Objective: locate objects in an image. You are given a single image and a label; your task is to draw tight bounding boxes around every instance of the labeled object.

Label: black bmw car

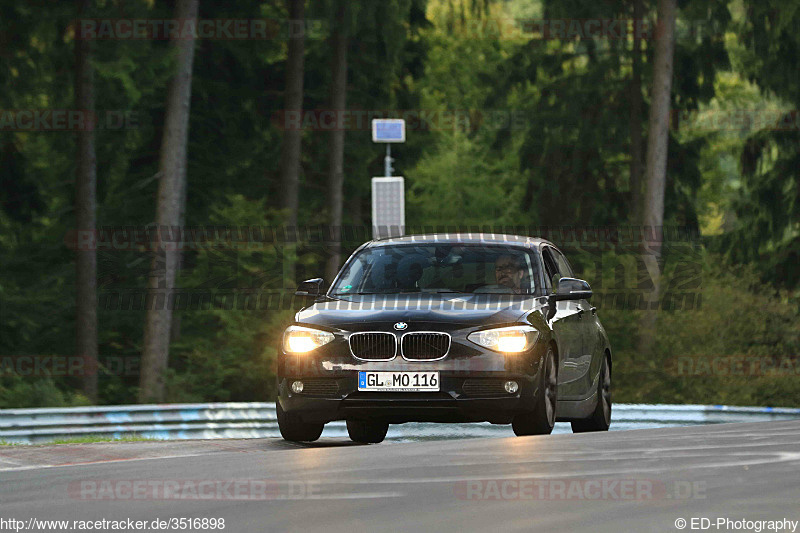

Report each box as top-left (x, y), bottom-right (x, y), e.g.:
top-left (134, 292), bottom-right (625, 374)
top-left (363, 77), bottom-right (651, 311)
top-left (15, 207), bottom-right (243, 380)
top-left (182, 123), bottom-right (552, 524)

top-left (277, 234), bottom-right (612, 443)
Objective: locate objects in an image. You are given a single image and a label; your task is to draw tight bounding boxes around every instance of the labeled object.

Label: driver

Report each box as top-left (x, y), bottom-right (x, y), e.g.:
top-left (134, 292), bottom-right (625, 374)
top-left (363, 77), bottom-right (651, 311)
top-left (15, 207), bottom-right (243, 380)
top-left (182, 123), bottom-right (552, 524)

top-left (475, 254), bottom-right (528, 294)
top-left (494, 254), bottom-right (526, 293)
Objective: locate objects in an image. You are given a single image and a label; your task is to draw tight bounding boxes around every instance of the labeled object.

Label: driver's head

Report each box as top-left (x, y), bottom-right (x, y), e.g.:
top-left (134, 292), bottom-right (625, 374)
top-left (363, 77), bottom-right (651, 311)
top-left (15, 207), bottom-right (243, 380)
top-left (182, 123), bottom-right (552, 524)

top-left (495, 254), bottom-right (525, 290)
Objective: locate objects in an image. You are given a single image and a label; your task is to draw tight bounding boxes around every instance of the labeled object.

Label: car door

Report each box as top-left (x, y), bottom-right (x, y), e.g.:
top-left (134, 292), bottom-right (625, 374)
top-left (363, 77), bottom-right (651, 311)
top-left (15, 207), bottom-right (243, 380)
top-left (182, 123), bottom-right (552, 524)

top-left (541, 246), bottom-right (584, 400)
top-left (550, 247), bottom-right (596, 399)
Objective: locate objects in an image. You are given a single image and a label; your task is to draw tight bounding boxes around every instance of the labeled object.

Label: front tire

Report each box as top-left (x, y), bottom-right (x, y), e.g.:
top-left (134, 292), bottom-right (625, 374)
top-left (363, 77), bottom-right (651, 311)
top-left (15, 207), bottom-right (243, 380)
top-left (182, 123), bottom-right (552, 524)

top-left (346, 419), bottom-right (389, 444)
top-left (277, 401), bottom-right (324, 442)
top-left (512, 345), bottom-right (557, 436)
top-left (571, 352), bottom-right (611, 433)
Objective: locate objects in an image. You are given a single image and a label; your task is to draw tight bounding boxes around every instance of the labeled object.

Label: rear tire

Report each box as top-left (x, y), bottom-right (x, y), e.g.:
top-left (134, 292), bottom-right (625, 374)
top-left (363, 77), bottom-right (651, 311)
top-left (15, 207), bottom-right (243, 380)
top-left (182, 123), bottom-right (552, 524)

top-left (512, 345), bottom-right (557, 436)
top-left (277, 401), bottom-right (324, 442)
top-left (571, 352), bottom-right (611, 433)
top-left (346, 419), bottom-right (389, 444)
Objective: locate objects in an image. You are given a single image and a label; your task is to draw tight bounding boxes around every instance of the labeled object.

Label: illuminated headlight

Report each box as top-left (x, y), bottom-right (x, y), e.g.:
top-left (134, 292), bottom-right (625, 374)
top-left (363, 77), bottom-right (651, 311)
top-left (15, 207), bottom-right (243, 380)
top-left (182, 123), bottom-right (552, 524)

top-left (467, 325), bottom-right (539, 354)
top-left (283, 325), bottom-right (335, 354)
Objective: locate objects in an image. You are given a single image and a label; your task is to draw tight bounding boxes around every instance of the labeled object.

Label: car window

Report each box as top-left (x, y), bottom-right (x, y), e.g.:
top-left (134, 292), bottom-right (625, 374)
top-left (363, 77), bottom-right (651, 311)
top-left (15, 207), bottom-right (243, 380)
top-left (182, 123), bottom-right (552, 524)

top-left (552, 249), bottom-right (574, 277)
top-left (541, 247), bottom-right (560, 291)
top-left (331, 244), bottom-right (541, 295)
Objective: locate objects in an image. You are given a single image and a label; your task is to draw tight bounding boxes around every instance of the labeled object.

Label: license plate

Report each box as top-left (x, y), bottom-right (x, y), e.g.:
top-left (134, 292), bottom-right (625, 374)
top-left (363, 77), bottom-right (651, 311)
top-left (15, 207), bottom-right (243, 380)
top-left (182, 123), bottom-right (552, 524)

top-left (358, 371), bottom-right (439, 392)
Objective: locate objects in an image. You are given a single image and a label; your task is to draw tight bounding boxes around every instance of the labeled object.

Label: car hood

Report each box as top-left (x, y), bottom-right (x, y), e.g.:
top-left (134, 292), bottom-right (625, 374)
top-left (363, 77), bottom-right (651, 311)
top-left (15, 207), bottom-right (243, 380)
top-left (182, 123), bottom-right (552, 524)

top-left (295, 293), bottom-right (543, 331)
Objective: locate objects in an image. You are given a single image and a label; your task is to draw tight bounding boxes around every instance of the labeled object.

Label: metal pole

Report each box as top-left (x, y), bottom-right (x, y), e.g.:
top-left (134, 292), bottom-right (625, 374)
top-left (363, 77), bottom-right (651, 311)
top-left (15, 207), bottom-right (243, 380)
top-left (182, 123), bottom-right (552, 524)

top-left (384, 144), bottom-right (392, 177)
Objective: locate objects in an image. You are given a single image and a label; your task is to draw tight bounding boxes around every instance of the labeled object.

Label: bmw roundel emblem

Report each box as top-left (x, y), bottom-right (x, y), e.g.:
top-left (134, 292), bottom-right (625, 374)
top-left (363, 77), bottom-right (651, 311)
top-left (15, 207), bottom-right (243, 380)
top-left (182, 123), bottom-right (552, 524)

top-left (394, 322), bottom-right (408, 331)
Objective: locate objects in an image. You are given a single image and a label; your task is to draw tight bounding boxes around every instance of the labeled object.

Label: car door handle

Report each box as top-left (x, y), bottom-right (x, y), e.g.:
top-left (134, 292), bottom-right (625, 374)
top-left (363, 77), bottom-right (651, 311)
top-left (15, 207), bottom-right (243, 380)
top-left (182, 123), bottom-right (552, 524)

top-left (590, 307), bottom-right (597, 315)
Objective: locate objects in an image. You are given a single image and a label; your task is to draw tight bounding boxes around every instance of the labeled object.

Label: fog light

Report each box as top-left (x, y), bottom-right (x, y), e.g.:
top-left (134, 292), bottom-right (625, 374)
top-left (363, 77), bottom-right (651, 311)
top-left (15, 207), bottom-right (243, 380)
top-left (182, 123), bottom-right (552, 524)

top-left (504, 381), bottom-right (519, 394)
top-left (291, 381), bottom-right (304, 393)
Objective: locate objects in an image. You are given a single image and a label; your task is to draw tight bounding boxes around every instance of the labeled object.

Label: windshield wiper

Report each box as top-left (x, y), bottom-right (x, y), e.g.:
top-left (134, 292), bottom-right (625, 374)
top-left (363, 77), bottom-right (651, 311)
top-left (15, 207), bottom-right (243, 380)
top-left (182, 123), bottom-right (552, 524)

top-left (383, 289), bottom-right (467, 294)
top-left (332, 290), bottom-right (460, 295)
top-left (333, 289), bottom-right (470, 295)
top-left (424, 290), bottom-right (467, 294)
top-left (331, 292), bottom-right (384, 295)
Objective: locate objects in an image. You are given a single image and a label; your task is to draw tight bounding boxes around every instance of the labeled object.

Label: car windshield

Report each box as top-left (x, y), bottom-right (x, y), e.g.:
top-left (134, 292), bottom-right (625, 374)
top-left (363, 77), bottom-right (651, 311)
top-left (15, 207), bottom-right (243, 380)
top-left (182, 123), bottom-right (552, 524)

top-left (330, 244), bottom-right (541, 296)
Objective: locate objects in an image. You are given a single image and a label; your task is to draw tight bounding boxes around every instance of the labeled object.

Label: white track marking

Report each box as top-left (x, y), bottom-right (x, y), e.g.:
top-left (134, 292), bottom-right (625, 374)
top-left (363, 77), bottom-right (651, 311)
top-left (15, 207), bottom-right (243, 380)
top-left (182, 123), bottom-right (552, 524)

top-left (265, 451), bottom-right (800, 485)
top-left (0, 451), bottom-right (217, 472)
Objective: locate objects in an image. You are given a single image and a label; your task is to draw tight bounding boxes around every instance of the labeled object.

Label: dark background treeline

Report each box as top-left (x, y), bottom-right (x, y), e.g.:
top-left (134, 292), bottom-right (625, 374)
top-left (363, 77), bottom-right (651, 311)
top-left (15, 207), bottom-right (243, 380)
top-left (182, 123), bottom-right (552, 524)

top-left (0, 0), bottom-right (798, 408)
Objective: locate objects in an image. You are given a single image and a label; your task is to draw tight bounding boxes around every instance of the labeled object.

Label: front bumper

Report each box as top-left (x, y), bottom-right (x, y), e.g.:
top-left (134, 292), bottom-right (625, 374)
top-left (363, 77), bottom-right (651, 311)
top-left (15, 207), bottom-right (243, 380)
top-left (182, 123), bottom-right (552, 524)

top-left (277, 321), bottom-right (549, 424)
top-left (278, 372), bottom-right (541, 424)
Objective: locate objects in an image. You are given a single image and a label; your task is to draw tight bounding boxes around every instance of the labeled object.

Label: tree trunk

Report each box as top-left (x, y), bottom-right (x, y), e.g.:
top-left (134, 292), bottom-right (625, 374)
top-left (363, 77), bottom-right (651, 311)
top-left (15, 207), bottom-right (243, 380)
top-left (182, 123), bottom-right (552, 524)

top-left (325, 1), bottom-right (349, 283)
top-left (169, 163), bottom-right (188, 344)
top-left (280, 0), bottom-right (306, 229)
top-left (140, 0), bottom-right (199, 403)
top-left (75, 0), bottom-right (98, 403)
top-left (279, 0), bottom-right (306, 290)
top-left (629, 0), bottom-right (644, 225)
top-left (638, 0), bottom-right (676, 357)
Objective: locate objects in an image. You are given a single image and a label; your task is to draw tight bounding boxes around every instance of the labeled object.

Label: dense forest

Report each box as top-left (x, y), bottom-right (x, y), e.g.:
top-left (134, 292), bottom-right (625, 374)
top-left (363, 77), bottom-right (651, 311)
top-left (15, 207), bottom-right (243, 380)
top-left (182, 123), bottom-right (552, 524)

top-left (0, 0), bottom-right (798, 408)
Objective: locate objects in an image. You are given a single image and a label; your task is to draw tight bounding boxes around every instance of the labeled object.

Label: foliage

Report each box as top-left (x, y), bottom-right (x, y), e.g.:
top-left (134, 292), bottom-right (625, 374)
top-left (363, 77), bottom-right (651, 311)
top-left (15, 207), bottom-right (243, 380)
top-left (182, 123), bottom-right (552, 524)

top-left (607, 257), bottom-right (800, 406)
top-left (0, 0), bottom-right (798, 408)
top-left (715, 0), bottom-right (800, 289)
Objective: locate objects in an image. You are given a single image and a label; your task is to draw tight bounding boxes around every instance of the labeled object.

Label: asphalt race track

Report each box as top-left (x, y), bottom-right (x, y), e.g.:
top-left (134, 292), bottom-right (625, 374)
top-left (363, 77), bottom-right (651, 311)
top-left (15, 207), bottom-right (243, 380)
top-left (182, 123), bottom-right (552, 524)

top-left (2, 421), bottom-right (799, 533)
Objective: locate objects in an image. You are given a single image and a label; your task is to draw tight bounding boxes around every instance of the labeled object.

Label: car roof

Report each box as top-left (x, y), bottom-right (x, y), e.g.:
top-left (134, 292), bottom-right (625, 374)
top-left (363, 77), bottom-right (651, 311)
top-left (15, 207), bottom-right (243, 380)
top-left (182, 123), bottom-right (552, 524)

top-left (366, 233), bottom-right (555, 248)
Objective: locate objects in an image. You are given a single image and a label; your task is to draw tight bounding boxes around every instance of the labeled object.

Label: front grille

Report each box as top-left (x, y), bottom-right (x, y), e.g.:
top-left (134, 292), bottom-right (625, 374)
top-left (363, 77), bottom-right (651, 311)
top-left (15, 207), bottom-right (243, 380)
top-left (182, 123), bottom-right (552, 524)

top-left (298, 379), bottom-right (339, 397)
top-left (349, 332), bottom-right (397, 360)
top-left (401, 332), bottom-right (451, 360)
top-left (462, 379), bottom-right (508, 397)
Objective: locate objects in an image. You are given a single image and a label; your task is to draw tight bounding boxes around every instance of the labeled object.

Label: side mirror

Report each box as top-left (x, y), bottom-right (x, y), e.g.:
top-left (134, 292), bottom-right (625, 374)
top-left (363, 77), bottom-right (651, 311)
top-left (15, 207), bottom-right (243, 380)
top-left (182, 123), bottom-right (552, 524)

top-left (551, 277), bottom-right (593, 302)
top-left (546, 278), bottom-right (592, 320)
top-left (296, 278), bottom-right (324, 297)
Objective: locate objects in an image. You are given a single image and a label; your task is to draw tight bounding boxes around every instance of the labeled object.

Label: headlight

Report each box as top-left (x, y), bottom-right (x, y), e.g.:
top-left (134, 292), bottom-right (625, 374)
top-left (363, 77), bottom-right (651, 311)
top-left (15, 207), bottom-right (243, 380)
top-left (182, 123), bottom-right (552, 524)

top-left (467, 325), bottom-right (539, 354)
top-left (283, 325), bottom-right (335, 354)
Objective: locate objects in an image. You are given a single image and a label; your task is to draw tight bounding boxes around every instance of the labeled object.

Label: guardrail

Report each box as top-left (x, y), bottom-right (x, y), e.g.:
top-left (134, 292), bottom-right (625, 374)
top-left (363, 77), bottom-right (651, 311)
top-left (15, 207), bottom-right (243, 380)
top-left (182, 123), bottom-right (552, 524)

top-left (1, 402), bottom-right (799, 444)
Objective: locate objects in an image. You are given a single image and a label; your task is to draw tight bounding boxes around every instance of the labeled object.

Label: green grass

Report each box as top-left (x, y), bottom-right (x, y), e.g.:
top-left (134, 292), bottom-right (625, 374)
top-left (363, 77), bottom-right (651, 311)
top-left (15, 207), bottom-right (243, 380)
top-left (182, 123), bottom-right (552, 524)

top-left (0, 434), bottom-right (157, 446)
